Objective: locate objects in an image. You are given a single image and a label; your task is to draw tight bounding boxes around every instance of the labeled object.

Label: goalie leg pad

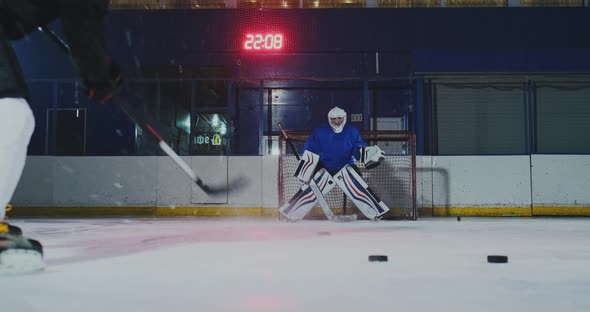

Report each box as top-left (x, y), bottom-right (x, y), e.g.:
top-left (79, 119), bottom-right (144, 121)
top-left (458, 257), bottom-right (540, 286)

top-left (333, 165), bottom-right (390, 220)
top-left (280, 168), bottom-right (336, 221)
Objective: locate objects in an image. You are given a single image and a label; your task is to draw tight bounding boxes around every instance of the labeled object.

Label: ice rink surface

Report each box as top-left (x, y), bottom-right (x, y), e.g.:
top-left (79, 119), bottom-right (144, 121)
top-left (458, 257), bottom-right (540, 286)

top-left (2, 217), bottom-right (589, 312)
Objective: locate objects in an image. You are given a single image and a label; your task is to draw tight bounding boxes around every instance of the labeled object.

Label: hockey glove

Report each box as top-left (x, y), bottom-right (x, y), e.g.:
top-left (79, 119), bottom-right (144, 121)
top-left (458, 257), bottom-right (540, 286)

top-left (360, 145), bottom-right (385, 170)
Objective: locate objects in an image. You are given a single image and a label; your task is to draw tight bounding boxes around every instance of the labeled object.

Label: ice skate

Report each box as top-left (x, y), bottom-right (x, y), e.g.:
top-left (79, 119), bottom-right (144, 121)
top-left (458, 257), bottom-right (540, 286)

top-left (372, 214), bottom-right (385, 222)
top-left (0, 234), bottom-right (45, 274)
top-left (280, 210), bottom-right (296, 223)
top-left (0, 221), bottom-right (22, 236)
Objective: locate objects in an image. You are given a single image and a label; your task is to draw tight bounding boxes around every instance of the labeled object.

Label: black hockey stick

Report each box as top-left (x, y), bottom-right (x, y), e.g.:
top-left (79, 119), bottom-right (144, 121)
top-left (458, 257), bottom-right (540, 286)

top-left (40, 26), bottom-right (247, 195)
top-left (277, 122), bottom-right (302, 162)
top-left (277, 122), bottom-right (356, 222)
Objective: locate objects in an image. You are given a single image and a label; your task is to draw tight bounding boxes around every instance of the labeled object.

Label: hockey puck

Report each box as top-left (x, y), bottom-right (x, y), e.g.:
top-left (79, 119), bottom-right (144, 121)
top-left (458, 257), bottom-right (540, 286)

top-left (487, 255), bottom-right (508, 263)
top-left (457, 216), bottom-right (461, 221)
top-left (368, 255), bottom-right (388, 262)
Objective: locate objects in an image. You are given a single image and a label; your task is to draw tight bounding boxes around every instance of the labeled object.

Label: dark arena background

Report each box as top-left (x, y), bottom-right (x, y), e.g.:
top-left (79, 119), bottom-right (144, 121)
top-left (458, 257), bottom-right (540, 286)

top-left (9, 1), bottom-right (590, 218)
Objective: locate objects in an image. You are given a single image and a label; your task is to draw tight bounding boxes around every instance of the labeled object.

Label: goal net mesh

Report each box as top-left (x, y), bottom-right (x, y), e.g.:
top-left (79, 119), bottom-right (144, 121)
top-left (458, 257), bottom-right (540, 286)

top-left (279, 130), bottom-right (416, 220)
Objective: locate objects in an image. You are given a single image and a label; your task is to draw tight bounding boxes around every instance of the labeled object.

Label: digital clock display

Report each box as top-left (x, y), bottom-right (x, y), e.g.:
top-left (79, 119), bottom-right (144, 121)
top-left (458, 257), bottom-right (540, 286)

top-left (243, 33), bottom-right (284, 51)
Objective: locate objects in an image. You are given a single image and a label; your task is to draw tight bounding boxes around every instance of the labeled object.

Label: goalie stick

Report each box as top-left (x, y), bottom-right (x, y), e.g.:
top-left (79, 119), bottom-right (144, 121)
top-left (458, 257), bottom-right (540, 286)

top-left (277, 122), bottom-right (356, 222)
top-left (40, 26), bottom-right (246, 195)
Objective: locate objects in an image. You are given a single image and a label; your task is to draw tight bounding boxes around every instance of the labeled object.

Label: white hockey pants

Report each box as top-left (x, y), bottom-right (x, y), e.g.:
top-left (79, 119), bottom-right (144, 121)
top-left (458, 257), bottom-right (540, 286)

top-left (0, 98), bottom-right (35, 220)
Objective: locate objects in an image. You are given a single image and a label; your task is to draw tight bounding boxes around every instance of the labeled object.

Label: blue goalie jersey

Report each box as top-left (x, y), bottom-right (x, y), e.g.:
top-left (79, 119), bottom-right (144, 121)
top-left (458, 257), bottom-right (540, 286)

top-left (302, 124), bottom-right (367, 175)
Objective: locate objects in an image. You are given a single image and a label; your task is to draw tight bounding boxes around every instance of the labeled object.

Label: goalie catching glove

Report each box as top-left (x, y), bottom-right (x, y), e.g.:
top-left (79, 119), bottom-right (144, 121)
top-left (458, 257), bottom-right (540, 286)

top-left (360, 145), bottom-right (385, 170)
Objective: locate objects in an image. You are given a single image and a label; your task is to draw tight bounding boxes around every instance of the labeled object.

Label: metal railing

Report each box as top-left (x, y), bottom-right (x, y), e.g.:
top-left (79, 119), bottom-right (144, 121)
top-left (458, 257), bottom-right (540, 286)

top-left (110, 0), bottom-right (588, 8)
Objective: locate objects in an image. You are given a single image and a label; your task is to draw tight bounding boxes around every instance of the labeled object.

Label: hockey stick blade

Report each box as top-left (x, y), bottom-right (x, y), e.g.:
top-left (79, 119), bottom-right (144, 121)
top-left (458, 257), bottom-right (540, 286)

top-left (196, 175), bottom-right (250, 195)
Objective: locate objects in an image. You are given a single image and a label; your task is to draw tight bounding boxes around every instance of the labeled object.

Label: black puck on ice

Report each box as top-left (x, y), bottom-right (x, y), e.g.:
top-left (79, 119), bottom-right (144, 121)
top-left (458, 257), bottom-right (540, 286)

top-left (457, 216), bottom-right (461, 221)
top-left (368, 255), bottom-right (388, 262)
top-left (487, 255), bottom-right (508, 263)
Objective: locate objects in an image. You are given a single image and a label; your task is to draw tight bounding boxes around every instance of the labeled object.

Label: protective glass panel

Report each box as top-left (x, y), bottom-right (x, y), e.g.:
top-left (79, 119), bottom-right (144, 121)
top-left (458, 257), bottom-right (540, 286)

top-left (434, 83), bottom-right (526, 155)
top-left (535, 83), bottom-right (590, 154)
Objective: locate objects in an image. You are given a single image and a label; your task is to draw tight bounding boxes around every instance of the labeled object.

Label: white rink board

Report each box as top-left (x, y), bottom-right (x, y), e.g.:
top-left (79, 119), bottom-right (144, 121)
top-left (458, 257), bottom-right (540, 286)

top-left (416, 156), bottom-right (434, 208)
top-left (11, 155), bottom-right (590, 211)
top-left (12, 156), bottom-right (53, 205)
top-left (13, 156), bottom-right (274, 208)
top-left (531, 155), bottom-right (590, 206)
top-left (227, 156), bottom-right (263, 206)
top-left (261, 155), bottom-right (279, 208)
top-left (156, 155), bottom-right (193, 207)
top-left (189, 156), bottom-right (229, 204)
top-left (51, 157), bottom-right (158, 206)
top-left (431, 156), bottom-right (531, 207)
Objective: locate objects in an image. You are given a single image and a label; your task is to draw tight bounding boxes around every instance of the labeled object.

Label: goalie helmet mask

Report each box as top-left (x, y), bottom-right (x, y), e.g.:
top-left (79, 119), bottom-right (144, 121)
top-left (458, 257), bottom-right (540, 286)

top-left (327, 106), bottom-right (347, 133)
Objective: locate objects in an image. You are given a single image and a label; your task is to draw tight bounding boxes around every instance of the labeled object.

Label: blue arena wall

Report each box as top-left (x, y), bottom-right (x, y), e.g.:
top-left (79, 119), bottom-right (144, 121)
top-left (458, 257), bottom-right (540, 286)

top-left (11, 8), bottom-right (590, 156)
top-left (15, 8), bottom-right (590, 78)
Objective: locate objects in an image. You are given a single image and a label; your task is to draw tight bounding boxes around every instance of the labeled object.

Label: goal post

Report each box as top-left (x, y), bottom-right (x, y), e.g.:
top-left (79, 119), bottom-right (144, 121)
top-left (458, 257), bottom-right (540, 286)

top-left (279, 130), bottom-right (417, 220)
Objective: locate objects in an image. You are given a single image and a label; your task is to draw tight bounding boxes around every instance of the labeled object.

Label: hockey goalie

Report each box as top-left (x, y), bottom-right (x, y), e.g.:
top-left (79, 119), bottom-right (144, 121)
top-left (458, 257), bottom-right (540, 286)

top-left (279, 107), bottom-right (389, 222)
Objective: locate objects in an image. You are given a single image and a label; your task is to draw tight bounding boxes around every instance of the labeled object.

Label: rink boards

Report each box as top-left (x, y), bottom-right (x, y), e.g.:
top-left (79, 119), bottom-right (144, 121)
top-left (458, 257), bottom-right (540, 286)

top-left (9, 155), bottom-right (590, 217)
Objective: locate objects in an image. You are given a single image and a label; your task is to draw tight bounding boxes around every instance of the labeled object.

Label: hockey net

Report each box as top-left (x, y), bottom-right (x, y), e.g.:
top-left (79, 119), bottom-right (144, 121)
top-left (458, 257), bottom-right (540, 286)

top-left (279, 130), bottom-right (417, 220)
